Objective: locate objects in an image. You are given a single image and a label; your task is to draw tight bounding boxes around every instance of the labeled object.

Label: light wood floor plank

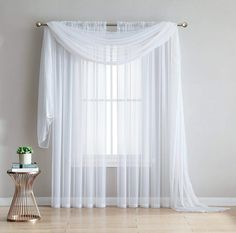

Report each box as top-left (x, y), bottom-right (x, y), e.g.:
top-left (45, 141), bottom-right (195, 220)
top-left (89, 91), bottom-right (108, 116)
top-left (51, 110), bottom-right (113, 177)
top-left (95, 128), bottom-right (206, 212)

top-left (0, 206), bottom-right (235, 233)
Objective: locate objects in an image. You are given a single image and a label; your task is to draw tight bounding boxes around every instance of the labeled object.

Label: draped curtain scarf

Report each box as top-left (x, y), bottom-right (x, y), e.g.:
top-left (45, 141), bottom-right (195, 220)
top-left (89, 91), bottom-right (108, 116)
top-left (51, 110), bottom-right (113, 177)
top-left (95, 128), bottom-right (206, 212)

top-left (38, 21), bottom-right (226, 212)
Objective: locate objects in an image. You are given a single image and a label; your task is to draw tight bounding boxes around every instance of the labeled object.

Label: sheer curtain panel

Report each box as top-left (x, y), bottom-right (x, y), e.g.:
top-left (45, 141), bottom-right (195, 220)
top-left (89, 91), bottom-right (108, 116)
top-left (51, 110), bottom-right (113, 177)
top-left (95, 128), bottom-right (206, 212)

top-left (38, 21), bottom-right (226, 212)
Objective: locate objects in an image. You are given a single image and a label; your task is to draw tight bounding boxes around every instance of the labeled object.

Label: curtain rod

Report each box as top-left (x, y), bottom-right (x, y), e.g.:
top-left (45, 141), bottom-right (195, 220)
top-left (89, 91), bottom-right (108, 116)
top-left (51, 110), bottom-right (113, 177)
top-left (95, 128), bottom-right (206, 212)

top-left (36, 21), bottom-right (188, 28)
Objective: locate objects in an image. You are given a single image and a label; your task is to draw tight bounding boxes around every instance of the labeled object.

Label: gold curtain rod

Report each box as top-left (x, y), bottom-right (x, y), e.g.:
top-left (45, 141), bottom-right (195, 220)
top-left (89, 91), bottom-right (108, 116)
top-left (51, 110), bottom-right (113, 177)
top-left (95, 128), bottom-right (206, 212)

top-left (36, 21), bottom-right (188, 28)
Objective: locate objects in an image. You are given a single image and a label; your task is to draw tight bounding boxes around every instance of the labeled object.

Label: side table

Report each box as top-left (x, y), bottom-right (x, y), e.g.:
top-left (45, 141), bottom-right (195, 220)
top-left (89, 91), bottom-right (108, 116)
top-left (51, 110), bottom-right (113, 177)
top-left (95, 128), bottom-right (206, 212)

top-left (7, 170), bottom-right (41, 222)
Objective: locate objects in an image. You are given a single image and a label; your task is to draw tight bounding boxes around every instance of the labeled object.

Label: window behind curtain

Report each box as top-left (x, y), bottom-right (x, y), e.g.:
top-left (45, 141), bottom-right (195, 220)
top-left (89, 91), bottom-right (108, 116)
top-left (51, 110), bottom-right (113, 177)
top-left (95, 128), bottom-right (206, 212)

top-left (82, 61), bottom-right (142, 166)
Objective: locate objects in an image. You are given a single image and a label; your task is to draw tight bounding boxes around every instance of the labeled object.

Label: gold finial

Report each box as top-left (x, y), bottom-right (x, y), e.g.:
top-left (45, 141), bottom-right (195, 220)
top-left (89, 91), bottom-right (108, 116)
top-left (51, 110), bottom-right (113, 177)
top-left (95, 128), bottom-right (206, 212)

top-left (178, 21), bottom-right (188, 28)
top-left (36, 21), bottom-right (42, 27)
top-left (36, 21), bottom-right (48, 27)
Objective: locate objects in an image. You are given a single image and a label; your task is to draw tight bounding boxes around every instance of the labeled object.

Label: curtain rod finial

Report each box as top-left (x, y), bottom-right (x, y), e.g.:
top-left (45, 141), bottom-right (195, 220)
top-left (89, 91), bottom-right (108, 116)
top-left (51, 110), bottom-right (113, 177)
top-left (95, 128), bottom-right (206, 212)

top-left (36, 21), bottom-right (48, 27)
top-left (178, 21), bottom-right (188, 28)
top-left (36, 22), bottom-right (42, 27)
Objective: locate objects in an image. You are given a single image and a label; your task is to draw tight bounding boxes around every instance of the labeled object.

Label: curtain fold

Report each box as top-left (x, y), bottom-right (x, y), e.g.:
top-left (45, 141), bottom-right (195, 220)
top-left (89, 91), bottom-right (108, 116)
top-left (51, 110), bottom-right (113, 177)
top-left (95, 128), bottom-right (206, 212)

top-left (38, 21), bottom-right (227, 212)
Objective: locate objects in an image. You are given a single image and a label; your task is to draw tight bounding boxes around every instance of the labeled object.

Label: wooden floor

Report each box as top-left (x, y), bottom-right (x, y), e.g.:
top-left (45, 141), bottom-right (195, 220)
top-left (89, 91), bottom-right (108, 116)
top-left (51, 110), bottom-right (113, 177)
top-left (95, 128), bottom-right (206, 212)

top-left (0, 206), bottom-right (236, 232)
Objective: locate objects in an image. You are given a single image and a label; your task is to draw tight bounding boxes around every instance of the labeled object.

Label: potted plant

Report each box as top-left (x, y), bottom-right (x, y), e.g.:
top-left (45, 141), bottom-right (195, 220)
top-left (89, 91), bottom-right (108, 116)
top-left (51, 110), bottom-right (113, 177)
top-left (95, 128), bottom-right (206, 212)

top-left (17, 146), bottom-right (33, 165)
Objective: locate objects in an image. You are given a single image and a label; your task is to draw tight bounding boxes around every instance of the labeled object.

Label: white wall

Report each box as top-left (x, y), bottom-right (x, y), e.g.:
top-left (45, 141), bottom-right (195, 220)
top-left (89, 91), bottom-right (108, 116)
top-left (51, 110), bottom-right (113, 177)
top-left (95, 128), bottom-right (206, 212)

top-left (0, 0), bottom-right (236, 201)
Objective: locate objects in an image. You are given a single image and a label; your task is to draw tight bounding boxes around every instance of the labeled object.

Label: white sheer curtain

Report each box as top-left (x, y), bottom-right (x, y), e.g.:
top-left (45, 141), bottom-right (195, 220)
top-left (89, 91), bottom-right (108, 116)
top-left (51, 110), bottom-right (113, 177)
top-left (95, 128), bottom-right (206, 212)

top-left (38, 21), bottom-right (226, 212)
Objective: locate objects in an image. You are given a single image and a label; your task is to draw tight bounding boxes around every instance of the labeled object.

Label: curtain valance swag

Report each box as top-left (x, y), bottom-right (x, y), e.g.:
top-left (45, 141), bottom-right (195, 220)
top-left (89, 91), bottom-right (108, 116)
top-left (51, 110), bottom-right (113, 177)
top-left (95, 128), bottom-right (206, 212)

top-left (47, 21), bottom-right (177, 64)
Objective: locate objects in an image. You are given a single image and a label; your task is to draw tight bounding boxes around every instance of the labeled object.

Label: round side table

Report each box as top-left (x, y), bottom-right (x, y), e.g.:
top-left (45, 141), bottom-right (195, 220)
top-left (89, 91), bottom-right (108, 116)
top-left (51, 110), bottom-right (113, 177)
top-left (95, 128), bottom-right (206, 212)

top-left (7, 170), bottom-right (41, 222)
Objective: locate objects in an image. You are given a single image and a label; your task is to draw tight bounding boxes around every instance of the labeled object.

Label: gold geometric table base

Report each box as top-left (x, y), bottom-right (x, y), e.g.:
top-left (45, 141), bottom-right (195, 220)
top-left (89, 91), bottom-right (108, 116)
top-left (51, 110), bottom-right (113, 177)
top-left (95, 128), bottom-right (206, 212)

top-left (7, 170), bottom-right (41, 222)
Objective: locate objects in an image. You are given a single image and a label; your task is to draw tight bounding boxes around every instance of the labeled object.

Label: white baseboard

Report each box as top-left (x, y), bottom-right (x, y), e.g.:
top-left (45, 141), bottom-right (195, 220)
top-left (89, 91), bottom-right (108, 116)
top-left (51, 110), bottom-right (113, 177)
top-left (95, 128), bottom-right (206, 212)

top-left (0, 197), bottom-right (236, 207)
top-left (0, 197), bottom-right (51, 206)
top-left (199, 198), bottom-right (236, 206)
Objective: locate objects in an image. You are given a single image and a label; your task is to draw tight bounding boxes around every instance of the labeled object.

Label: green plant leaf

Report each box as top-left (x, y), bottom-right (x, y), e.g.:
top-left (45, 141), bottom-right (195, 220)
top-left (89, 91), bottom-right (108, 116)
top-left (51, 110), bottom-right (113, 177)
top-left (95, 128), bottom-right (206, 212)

top-left (16, 146), bottom-right (33, 154)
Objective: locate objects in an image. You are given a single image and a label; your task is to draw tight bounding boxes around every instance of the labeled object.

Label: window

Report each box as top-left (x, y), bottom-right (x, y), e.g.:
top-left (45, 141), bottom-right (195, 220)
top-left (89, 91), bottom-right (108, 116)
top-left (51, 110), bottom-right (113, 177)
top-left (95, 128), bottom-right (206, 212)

top-left (82, 61), bottom-right (142, 167)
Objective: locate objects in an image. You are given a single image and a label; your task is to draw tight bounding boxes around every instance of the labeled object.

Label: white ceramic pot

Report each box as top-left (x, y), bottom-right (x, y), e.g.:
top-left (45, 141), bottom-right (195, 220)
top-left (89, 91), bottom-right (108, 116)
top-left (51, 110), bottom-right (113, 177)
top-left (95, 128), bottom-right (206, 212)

top-left (19, 153), bottom-right (32, 165)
